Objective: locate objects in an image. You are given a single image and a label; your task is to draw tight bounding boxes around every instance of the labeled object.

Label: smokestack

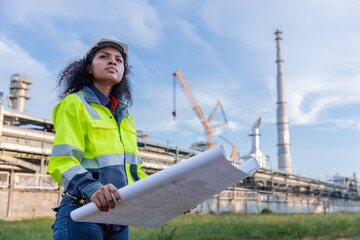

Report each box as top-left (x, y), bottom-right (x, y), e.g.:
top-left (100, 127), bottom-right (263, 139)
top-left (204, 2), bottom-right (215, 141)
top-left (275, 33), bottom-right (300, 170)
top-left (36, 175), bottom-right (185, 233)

top-left (249, 117), bottom-right (261, 155)
top-left (8, 74), bottom-right (33, 112)
top-left (275, 29), bottom-right (292, 173)
top-left (248, 117), bottom-right (269, 168)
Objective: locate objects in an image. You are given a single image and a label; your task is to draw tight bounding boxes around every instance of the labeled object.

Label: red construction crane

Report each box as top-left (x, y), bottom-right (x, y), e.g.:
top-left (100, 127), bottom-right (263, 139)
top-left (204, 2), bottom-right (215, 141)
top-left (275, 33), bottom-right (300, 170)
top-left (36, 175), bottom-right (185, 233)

top-left (172, 70), bottom-right (228, 149)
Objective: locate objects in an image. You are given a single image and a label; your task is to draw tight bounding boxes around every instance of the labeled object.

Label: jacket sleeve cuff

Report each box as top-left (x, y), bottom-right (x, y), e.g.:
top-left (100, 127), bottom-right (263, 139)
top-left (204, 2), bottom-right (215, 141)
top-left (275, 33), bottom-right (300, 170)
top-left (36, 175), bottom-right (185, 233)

top-left (82, 182), bottom-right (104, 201)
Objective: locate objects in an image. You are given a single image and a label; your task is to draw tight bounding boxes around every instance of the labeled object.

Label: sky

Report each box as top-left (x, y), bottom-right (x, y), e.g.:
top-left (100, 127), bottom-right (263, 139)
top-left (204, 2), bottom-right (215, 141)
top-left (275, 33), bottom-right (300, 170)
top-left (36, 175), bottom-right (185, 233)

top-left (0, 0), bottom-right (359, 180)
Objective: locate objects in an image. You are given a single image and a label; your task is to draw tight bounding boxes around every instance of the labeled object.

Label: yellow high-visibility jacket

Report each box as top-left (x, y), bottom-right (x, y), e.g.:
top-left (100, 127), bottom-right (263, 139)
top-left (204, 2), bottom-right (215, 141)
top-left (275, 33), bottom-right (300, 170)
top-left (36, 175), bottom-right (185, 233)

top-left (48, 86), bottom-right (147, 200)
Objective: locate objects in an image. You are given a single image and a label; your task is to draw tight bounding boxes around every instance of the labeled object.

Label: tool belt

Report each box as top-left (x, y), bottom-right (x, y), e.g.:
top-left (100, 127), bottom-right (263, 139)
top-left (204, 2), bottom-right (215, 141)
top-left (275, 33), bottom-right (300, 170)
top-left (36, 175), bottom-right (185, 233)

top-left (62, 192), bottom-right (88, 205)
top-left (52, 192), bottom-right (88, 213)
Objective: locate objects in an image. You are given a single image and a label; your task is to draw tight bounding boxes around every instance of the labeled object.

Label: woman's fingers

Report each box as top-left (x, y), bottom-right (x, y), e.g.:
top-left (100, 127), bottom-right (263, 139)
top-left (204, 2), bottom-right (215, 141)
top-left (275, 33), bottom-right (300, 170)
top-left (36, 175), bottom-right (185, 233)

top-left (90, 184), bottom-right (121, 212)
top-left (108, 187), bottom-right (122, 209)
top-left (93, 188), bottom-right (110, 211)
top-left (92, 193), bottom-right (107, 211)
top-left (111, 186), bottom-right (122, 202)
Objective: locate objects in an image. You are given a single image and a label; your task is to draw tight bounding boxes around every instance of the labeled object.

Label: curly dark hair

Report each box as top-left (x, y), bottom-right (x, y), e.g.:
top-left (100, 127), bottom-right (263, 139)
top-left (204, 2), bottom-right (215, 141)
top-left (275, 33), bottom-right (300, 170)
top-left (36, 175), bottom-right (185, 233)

top-left (57, 58), bottom-right (132, 105)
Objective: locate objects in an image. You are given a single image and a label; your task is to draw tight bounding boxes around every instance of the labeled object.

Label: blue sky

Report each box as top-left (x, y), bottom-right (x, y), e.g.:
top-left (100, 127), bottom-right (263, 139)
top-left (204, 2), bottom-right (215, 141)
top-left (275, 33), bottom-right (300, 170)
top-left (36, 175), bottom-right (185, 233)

top-left (0, 0), bottom-right (359, 180)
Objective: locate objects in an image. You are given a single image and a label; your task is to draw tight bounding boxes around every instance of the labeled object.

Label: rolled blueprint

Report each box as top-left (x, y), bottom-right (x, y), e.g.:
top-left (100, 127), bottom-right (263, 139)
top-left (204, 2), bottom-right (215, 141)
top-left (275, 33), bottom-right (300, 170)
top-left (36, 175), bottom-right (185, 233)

top-left (71, 145), bottom-right (259, 228)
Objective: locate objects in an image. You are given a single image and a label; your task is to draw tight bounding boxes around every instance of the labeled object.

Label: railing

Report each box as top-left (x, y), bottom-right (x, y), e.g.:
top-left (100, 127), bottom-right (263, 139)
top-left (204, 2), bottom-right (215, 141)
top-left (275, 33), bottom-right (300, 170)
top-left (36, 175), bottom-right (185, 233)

top-left (14, 173), bottom-right (58, 190)
top-left (0, 171), bottom-right (58, 190)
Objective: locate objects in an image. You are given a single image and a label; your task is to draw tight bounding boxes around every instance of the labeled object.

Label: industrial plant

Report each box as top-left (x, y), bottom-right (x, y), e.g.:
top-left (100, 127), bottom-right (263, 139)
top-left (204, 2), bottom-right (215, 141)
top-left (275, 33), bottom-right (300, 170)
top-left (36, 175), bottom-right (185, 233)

top-left (0, 30), bottom-right (359, 220)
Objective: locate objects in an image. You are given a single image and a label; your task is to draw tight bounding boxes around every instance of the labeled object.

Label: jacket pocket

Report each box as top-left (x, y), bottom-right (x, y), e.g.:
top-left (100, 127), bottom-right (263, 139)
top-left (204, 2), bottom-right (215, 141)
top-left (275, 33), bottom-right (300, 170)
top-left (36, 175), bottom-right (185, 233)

top-left (87, 119), bottom-right (122, 154)
top-left (120, 119), bottom-right (138, 153)
top-left (88, 119), bottom-right (118, 129)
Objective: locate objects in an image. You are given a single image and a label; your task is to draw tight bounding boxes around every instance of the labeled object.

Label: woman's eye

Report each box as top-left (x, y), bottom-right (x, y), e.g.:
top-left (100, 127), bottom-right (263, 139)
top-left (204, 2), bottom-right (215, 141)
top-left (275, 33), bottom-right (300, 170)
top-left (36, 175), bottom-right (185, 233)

top-left (99, 55), bottom-right (107, 59)
top-left (116, 58), bottom-right (123, 63)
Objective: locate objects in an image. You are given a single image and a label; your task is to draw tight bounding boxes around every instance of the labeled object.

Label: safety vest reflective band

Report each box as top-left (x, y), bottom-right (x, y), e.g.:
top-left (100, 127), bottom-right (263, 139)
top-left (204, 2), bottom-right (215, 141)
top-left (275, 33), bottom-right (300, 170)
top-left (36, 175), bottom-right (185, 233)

top-left (62, 165), bottom-right (87, 191)
top-left (48, 87), bottom-right (147, 200)
top-left (51, 144), bottom-right (83, 161)
top-left (73, 92), bottom-right (101, 119)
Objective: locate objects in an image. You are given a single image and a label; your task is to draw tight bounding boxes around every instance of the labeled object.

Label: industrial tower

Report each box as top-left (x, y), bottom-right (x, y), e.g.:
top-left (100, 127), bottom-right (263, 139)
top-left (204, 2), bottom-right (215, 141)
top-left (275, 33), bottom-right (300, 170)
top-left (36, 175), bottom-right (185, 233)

top-left (248, 117), bottom-right (269, 168)
top-left (275, 29), bottom-right (292, 173)
top-left (240, 117), bottom-right (269, 168)
top-left (8, 74), bottom-right (33, 112)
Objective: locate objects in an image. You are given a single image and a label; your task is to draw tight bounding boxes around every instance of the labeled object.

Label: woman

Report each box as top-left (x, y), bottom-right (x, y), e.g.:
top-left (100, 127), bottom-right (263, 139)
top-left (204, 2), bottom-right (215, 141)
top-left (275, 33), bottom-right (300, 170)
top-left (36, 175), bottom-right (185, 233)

top-left (49, 37), bottom-right (147, 240)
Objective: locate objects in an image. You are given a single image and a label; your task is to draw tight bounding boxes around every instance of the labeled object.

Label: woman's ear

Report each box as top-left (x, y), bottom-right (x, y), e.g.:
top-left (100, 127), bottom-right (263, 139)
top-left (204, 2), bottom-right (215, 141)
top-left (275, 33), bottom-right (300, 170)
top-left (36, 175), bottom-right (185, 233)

top-left (87, 65), bottom-right (92, 74)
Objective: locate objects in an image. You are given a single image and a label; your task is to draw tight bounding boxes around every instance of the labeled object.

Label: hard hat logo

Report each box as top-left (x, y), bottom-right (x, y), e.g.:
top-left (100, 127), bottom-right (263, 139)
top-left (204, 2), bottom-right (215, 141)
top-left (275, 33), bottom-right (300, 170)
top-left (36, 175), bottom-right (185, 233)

top-left (84, 38), bottom-right (129, 65)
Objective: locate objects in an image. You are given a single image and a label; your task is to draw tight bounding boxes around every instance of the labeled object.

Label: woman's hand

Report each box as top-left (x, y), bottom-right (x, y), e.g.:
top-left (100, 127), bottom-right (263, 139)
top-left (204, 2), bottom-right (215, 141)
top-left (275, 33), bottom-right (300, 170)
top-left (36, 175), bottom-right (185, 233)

top-left (90, 183), bottom-right (121, 212)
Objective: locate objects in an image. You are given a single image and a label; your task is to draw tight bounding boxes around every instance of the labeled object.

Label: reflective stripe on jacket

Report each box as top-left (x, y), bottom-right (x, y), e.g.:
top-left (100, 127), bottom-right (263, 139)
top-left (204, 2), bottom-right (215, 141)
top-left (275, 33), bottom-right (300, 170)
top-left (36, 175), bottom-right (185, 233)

top-left (48, 86), bottom-right (147, 201)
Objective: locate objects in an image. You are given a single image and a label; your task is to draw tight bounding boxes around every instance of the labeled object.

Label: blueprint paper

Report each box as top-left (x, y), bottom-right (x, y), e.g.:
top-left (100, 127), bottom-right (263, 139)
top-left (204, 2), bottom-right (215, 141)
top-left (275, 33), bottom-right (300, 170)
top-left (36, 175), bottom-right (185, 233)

top-left (71, 145), bottom-right (259, 228)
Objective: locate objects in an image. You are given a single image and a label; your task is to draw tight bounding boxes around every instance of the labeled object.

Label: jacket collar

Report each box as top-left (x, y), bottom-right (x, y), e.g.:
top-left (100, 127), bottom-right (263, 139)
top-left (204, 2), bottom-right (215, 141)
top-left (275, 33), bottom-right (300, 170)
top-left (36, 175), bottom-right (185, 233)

top-left (80, 86), bottom-right (101, 104)
top-left (80, 86), bottom-right (129, 110)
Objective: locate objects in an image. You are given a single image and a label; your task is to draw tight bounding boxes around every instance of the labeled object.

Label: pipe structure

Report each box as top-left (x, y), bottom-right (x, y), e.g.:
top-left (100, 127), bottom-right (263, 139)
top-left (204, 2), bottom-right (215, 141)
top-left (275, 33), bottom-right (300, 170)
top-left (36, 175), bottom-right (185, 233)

top-left (8, 74), bottom-right (33, 112)
top-left (3, 109), bottom-right (53, 128)
top-left (275, 29), bottom-right (292, 173)
top-left (1, 125), bottom-right (54, 143)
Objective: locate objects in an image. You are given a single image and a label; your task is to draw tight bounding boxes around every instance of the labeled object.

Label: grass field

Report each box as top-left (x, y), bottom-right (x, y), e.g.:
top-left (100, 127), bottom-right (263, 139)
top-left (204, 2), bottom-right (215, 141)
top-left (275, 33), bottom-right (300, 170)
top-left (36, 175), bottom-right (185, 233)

top-left (0, 213), bottom-right (360, 239)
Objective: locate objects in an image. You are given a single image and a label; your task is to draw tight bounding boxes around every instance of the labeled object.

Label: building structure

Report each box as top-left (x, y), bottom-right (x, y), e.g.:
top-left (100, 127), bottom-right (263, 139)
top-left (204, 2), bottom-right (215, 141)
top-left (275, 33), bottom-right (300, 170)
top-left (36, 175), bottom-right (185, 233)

top-left (0, 95), bottom-right (358, 216)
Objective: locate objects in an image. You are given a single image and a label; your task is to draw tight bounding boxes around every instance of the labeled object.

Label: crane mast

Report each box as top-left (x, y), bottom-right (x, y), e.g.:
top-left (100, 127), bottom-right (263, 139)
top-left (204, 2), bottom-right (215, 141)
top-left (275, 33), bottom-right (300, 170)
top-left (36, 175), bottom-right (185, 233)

top-left (173, 70), bottom-right (228, 149)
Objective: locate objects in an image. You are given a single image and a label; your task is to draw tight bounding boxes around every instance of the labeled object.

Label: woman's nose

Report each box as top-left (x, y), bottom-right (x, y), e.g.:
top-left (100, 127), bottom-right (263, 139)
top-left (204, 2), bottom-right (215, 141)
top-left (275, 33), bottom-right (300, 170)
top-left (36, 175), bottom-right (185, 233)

top-left (108, 57), bottom-right (116, 65)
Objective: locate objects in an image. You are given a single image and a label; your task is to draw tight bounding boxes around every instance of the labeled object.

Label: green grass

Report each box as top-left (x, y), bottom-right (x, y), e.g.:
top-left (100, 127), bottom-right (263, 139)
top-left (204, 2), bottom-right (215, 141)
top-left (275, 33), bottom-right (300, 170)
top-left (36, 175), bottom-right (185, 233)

top-left (0, 217), bottom-right (53, 240)
top-left (131, 213), bottom-right (360, 240)
top-left (0, 213), bottom-right (360, 239)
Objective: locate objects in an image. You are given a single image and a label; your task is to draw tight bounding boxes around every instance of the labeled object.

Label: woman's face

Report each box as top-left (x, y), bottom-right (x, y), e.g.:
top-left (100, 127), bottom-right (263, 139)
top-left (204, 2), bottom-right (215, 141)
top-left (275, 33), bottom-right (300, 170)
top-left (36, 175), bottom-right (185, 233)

top-left (88, 47), bottom-right (125, 87)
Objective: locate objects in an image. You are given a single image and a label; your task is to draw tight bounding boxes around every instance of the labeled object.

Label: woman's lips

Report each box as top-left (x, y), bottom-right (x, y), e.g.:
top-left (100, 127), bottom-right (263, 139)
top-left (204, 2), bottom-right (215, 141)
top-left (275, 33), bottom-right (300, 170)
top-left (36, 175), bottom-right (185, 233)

top-left (106, 67), bottom-right (117, 72)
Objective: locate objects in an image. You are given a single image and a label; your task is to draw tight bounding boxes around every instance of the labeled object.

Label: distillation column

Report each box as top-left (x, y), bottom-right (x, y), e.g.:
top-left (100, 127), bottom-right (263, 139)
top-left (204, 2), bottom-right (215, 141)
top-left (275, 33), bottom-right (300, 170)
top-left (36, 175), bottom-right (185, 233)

top-left (8, 74), bottom-right (33, 112)
top-left (275, 29), bottom-right (292, 173)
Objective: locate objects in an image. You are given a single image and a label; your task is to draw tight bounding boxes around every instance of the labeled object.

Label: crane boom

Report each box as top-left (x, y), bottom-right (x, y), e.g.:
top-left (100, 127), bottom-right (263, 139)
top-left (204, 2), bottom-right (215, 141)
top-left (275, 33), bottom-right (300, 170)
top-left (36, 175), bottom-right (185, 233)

top-left (208, 100), bottom-right (221, 123)
top-left (173, 70), bottom-right (228, 149)
top-left (218, 135), bottom-right (239, 160)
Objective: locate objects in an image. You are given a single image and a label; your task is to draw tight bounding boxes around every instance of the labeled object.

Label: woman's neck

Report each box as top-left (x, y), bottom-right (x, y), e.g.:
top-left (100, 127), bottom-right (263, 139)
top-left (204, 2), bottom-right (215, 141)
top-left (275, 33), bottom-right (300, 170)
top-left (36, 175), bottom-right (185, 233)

top-left (93, 82), bottom-right (112, 98)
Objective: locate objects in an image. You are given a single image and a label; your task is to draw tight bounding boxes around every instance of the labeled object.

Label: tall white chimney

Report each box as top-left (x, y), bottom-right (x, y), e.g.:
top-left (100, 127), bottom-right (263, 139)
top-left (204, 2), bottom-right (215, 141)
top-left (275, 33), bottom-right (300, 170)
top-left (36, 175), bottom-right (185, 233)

top-left (275, 29), bottom-right (292, 173)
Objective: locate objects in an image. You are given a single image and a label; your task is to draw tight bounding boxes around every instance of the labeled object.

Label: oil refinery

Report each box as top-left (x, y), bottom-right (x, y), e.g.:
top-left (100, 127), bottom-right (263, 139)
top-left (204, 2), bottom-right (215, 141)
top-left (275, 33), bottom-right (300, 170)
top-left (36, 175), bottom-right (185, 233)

top-left (0, 30), bottom-right (359, 220)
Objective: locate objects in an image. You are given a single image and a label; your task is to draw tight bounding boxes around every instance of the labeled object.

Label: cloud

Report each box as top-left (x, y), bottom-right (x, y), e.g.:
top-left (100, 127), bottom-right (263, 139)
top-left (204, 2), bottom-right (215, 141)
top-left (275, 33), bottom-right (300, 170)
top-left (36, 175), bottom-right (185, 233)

top-left (332, 118), bottom-right (360, 131)
top-left (213, 121), bottom-right (242, 136)
top-left (285, 72), bottom-right (360, 126)
top-left (0, 37), bottom-right (52, 86)
top-left (196, 1), bottom-right (360, 130)
top-left (171, 18), bottom-right (218, 57)
top-left (1, 0), bottom-right (163, 51)
top-left (0, 37), bottom-right (56, 117)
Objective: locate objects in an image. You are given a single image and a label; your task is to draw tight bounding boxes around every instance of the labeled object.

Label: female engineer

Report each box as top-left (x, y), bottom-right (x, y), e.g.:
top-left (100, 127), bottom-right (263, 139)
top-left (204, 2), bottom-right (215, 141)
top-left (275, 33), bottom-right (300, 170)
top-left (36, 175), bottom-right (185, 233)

top-left (49, 37), bottom-right (147, 239)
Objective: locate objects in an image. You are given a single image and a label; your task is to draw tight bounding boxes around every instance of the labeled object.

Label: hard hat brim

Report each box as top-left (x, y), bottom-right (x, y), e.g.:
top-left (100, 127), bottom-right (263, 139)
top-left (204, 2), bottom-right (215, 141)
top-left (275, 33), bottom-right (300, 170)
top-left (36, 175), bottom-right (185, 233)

top-left (84, 38), bottom-right (128, 65)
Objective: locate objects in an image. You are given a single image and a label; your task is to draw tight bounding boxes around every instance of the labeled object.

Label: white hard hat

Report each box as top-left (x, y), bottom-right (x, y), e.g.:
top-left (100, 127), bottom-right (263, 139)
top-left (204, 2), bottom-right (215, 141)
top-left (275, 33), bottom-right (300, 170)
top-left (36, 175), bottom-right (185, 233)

top-left (84, 37), bottom-right (128, 64)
